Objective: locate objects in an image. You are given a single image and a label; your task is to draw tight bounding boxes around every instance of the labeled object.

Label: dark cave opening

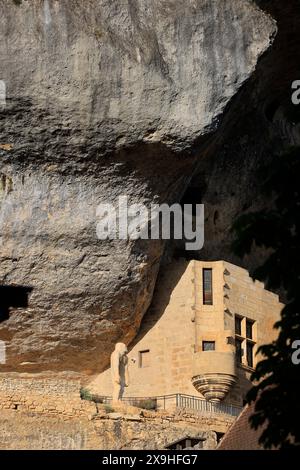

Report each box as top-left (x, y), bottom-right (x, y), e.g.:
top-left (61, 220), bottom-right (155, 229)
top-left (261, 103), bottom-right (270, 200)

top-left (0, 285), bottom-right (33, 322)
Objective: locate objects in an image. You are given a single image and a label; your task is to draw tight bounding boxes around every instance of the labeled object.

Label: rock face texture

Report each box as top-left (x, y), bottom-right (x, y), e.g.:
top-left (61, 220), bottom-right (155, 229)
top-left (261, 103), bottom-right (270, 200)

top-left (0, 407), bottom-right (225, 450)
top-left (0, 0), bottom-right (275, 372)
top-left (181, 0), bottom-right (300, 272)
top-left (0, 375), bottom-right (233, 449)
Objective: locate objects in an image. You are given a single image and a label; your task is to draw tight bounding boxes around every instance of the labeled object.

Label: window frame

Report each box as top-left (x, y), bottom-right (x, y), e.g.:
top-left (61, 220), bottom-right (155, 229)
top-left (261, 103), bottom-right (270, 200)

top-left (138, 349), bottom-right (150, 368)
top-left (235, 337), bottom-right (243, 364)
top-left (234, 315), bottom-right (256, 369)
top-left (235, 315), bottom-right (243, 336)
top-left (202, 268), bottom-right (213, 305)
top-left (246, 319), bottom-right (254, 340)
top-left (246, 340), bottom-right (255, 368)
top-left (202, 341), bottom-right (216, 351)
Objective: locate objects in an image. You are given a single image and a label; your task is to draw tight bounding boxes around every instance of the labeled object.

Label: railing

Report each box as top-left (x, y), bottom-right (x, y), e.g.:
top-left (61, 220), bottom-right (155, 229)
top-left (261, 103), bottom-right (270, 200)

top-left (176, 394), bottom-right (242, 417)
top-left (91, 393), bottom-right (242, 417)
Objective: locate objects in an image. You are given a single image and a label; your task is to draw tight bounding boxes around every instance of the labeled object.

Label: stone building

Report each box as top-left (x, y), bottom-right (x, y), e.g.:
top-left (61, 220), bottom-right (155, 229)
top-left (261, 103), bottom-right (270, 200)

top-left (89, 260), bottom-right (282, 407)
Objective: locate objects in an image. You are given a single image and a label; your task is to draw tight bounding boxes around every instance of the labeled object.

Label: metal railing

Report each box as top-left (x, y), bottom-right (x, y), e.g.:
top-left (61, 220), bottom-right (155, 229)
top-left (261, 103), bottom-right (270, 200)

top-left (91, 393), bottom-right (242, 417)
top-left (176, 394), bottom-right (242, 417)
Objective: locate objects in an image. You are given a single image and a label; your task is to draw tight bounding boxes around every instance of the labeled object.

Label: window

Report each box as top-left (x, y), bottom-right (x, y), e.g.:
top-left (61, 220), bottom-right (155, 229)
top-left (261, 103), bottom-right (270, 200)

top-left (235, 316), bottom-right (242, 336)
top-left (234, 316), bottom-right (256, 368)
top-left (246, 319), bottom-right (254, 340)
top-left (235, 338), bottom-right (243, 364)
top-left (203, 268), bottom-right (213, 305)
top-left (202, 341), bottom-right (215, 351)
top-left (246, 341), bottom-right (254, 368)
top-left (139, 350), bottom-right (150, 368)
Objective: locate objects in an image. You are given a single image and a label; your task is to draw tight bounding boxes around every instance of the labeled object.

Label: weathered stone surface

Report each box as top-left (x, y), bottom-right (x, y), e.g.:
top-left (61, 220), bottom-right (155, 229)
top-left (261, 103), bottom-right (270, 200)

top-left (123, 414), bottom-right (142, 421)
top-left (181, 0), bottom-right (300, 274)
top-left (0, 407), bottom-right (225, 449)
top-left (108, 412), bottom-right (123, 420)
top-left (0, 0), bottom-right (275, 372)
top-left (0, 375), bottom-right (235, 449)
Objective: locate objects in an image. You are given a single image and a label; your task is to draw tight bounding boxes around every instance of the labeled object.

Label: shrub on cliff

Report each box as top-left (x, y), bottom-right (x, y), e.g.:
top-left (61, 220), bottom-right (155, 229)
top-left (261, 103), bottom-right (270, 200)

top-left (232, 147), bottom-right (300, 449)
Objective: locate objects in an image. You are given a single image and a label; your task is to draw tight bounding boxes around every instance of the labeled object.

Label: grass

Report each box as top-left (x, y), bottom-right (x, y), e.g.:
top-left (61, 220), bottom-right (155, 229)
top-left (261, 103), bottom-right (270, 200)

top-left (80, 388), bottom-right (156, 412)
top-left (103, 404), bottom-right (115, 414)
top-left (80, 387), bottom-right (93, 402)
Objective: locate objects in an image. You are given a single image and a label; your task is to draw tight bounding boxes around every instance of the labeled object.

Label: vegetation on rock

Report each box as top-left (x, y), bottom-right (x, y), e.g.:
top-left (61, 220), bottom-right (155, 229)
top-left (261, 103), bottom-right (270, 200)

top-left (232, 147), bottom-right (300, 449)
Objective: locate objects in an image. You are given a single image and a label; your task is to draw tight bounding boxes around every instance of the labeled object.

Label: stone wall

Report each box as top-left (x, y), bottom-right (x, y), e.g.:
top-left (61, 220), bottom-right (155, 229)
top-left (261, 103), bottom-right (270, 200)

top-left (0, 375), bottom-right (234, 450)
top-left (88, 259), bottom-right (282, 405)
top-left (223, 260), bottom-right (283, 404)
top-left (89, 260), bottom-right (197, 398)
top-left (0, 374), bottom-right (95, 418)
top-left (90, 408), bottom-right (231, 450)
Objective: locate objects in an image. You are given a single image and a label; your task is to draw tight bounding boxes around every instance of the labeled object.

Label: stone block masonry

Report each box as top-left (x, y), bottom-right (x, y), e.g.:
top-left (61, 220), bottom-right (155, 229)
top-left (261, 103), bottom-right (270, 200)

top-left (0, 375), bottom-right (235, 449)
top-left (0, 375), bottom-right (96, 419)
top-left (89, 260), bottom-right (282, 406)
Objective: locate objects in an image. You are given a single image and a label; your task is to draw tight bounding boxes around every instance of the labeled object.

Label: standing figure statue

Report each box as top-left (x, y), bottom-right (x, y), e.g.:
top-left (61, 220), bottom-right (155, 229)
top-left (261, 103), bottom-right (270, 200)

top-left (111, 342), bottom-right (129, 403)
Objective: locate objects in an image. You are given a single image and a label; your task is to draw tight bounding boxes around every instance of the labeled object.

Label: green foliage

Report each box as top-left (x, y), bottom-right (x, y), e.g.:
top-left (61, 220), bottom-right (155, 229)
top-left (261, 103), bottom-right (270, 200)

top-left (104, 404), bottom-right (114, 414)
top-left (80, 387), bottom-right (93, 402)
top-left (232, 147), bottom-right (300, 449)
top-left (80, 388), bottom-right (105, 404)
top-left (135, 399), bottom-right (157, 410)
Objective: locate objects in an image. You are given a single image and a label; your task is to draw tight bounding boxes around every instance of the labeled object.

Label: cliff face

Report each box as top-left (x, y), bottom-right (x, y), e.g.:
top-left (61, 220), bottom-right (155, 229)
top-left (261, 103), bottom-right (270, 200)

top-left (182, 0), bottom-right (300, 271)
top-left (0, 0), bottom-right (275, 372)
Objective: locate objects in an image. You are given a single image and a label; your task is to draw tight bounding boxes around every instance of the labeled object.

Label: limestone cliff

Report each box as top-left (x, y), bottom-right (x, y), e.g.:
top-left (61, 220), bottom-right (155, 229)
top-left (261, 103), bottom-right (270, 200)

top-left (181, 0), bottom-right (300, 271)
top-left (0, 0), bottom-right (275, 372)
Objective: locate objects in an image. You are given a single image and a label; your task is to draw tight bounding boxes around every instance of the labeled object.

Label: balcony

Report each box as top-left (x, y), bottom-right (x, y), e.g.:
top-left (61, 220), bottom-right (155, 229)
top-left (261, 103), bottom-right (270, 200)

top-left (191, 351), bottom-right (236, 402)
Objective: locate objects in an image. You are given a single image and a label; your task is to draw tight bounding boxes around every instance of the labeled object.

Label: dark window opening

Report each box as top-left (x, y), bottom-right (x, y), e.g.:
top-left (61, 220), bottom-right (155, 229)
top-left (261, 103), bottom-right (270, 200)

top-left (203, 268), bottom-right (213, 305)
top-left (235, 316), bottom-right (242, 336)
top-left (202, 341), bottom-right (215, 351)
top-left (246, 341), bottom-right (254, 368)
top-left (139, 349), bottom-right (150, 368)
top-left (246, 319), bottom-right (254, 340)
top-left (236, 338), bottom-right (243, 364)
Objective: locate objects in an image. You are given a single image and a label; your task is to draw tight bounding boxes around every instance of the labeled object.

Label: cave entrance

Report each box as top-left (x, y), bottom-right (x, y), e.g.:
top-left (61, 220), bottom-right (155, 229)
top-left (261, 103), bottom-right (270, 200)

top-left (0, 285), bottom-right (33, 322)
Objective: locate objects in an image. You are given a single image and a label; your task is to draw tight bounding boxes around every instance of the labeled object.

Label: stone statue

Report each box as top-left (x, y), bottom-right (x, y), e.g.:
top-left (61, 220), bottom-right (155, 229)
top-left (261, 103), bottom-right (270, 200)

top-left (111, 342), bottom-right (129, 403)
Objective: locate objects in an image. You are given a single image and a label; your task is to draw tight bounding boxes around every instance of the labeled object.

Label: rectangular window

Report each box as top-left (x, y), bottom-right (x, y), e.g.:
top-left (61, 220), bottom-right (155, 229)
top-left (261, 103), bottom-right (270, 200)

top-left (246, 341), bottom-right (254, 368)
top-left (139, 349), bottom-right (150, 368)
top-left (203, 268), bottom-right (213, 305)
top-left (235, 338), bottom-right (243, 364)
top-left (235, 316), bottom-right (255, 367)
top-left (246, 319), bottom-right (254, 340)
top-left (235, 316), bottom-right (242, 336)
top-left (202, 341), bottom-right (215, 351)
